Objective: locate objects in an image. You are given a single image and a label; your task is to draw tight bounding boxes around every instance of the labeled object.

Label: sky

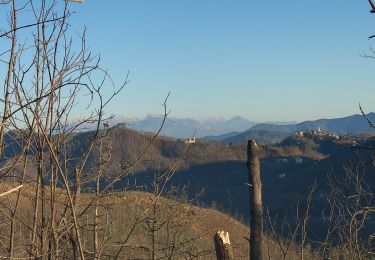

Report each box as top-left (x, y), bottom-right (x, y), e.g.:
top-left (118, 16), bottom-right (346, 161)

top-left (65, 1), bottom-right (375, 122)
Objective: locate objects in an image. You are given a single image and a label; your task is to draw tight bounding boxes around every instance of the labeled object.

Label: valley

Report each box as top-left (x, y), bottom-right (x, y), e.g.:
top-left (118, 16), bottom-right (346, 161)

top-left (1, 112), bottom-right (375, 258)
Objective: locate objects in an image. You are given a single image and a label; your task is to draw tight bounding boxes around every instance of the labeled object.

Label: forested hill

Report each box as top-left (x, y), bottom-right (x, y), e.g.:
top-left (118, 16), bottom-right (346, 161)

top-left (250, 112), bottom-right (375, 134)
top-left (65, 124), bottom-right (349, 175)
top-left (2, 122), bottom-right (370, 177)
top-left (203, 113), bottom-right (375, 145)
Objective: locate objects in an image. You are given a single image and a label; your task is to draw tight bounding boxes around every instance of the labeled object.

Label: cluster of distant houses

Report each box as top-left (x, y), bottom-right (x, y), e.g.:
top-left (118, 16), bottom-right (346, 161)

top-left (294, 127), bottom-right (340, 140)
top-left (294, 127), bottom-right (359, 145)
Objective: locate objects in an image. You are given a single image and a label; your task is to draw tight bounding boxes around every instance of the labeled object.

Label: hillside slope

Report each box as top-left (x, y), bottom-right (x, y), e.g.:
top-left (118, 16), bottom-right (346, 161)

top-left (251, 113), bottom-right (375, 134)
top-left (0, 184), bottom-right (309, 259)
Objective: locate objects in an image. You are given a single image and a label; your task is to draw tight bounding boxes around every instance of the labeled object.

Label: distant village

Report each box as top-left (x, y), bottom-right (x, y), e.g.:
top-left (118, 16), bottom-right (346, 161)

top-left (276, 128), bottom-right (341, 173)
top-left (294, 127), bottom-right (340, 140)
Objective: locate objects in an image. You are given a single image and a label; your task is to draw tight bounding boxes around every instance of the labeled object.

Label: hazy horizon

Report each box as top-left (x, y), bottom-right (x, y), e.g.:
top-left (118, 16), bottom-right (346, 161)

top-left (108, 111), bottom-right (373, 126)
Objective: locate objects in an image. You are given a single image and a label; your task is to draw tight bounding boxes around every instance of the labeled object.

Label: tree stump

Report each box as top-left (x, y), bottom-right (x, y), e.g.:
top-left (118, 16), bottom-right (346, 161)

top-left (214, 231), bottom-right (233, 260)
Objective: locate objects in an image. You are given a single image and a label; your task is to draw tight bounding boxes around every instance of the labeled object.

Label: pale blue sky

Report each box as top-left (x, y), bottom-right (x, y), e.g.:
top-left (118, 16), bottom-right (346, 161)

top-left (68, 1), bottom-right (375, 122)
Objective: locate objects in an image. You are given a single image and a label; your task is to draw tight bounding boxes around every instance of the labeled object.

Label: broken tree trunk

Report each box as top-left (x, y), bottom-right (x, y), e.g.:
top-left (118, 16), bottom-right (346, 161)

top-left (214, 231), bottom-right (233, 260)
top-left (247, 140), bottom-right (263, 260)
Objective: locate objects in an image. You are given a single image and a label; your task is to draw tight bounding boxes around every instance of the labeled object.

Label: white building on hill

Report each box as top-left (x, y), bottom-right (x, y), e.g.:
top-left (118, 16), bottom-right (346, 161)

top-left (185, 137), bottom-right (196, 144)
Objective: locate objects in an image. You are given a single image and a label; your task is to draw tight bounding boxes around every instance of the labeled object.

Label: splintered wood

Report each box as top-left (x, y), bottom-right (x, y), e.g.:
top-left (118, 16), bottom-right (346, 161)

top-left (214, 231), bottom-right (233, 260)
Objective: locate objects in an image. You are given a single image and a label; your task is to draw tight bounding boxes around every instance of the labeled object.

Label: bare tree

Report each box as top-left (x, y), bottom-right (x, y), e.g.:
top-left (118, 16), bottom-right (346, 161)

top-left (265, 183), bottom-right (317, 260)
top-left (0, 0), bottom-right (128, 258)
top-left (317, 162), bottom-right (375, 259)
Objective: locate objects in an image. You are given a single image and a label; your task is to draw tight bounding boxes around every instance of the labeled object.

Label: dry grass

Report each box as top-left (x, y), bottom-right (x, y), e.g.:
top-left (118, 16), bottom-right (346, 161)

top-left (0, 183), bottom-right (318, 259)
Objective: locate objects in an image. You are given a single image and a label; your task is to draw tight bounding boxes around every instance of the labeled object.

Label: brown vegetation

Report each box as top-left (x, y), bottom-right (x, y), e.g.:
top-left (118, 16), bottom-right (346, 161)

top-left (0, 1), bottom-right (374, 259)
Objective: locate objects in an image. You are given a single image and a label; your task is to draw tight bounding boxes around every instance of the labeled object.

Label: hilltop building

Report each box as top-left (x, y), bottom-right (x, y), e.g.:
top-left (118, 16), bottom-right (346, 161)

top-left (185, 137), bottom-right (196, 144)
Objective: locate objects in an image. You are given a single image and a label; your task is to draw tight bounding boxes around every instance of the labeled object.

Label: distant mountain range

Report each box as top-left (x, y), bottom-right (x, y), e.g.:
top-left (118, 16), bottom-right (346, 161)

top-left (250, 113), bottom-right (375, 134)
top-left (70, 112), bottom-right (375, 141)
top-left (105, 115), bottom-right (257, 138)
top-left (204, 113), bottom-right (375, 144)
top-left (68, 115), bottom-right (257, 138)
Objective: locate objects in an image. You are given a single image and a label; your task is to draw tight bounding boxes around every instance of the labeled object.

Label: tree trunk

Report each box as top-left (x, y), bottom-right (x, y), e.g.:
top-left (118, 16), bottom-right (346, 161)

top-left (70, 233), bottom-right (82, 260)
top-left (214, 231), bottom-right (233, 260)
top-left (247, 140), bottom-right (263, 260)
